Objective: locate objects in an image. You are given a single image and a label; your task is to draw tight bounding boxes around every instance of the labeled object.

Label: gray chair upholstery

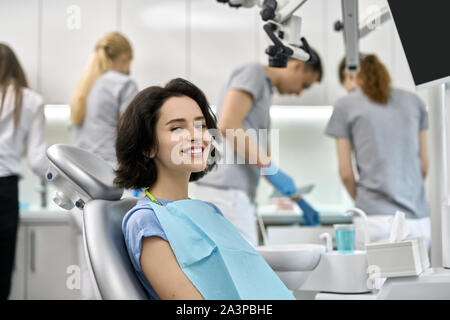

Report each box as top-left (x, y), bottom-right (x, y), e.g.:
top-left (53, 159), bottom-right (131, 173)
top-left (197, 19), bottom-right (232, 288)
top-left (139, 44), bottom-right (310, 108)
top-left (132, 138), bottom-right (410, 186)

top-left (84, 198), bottom-right (148, 300)
top-left (45, 144), bottom-right (147, 300)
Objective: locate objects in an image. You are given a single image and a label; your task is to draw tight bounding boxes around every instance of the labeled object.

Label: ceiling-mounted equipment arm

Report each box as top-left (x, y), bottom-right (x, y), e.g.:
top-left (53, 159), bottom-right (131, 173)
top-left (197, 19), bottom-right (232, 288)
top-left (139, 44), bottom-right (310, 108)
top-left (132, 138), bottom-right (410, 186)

top-left (359, 6), bottom-right (391, 39)
top-left (335, 1), bottom-right (391, 72)
top-left (216, 0), bottom-right (314, 67)
top-left (339, 0), bottom-right (359, 72)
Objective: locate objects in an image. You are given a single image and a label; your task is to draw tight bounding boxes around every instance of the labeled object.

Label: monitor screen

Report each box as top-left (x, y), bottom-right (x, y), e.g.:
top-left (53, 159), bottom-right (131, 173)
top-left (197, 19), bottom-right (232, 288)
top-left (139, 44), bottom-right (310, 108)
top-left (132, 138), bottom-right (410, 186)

top-left (388, 1), bottom-right (450, 89)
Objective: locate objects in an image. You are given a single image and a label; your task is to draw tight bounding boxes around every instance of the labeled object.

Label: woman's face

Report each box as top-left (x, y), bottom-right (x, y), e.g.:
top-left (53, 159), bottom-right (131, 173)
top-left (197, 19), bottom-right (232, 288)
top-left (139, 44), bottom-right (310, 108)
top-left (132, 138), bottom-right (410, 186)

top-left (152, 96), bottom-right (212, 174)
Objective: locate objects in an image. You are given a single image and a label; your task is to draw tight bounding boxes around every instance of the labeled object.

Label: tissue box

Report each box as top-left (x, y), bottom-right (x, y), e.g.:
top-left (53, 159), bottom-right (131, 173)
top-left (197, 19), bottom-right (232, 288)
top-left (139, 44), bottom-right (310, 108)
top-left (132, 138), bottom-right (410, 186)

top-left (366, 237), bottom-right (428, 278)
top-left (409, 236), bottom-right (430, 270)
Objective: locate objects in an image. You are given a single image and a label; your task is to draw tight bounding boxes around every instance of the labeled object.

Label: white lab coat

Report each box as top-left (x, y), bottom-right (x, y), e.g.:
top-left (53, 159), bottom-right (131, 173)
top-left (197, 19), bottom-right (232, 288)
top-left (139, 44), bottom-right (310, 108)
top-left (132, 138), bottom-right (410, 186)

top-left (0, 84), bottom-right (48, 178)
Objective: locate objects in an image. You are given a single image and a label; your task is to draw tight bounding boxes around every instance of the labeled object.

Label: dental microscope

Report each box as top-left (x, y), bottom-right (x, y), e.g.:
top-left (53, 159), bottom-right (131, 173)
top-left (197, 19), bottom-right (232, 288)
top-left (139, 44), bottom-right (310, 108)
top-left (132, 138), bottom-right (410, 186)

top-left (217, 0), bottom-right (317, 67)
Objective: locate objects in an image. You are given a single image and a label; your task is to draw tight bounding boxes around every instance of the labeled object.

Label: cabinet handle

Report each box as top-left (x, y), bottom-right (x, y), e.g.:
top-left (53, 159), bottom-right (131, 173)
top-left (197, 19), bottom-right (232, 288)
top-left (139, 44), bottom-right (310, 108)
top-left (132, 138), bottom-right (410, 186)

top-left (30, 230), bottom-right (36, 273)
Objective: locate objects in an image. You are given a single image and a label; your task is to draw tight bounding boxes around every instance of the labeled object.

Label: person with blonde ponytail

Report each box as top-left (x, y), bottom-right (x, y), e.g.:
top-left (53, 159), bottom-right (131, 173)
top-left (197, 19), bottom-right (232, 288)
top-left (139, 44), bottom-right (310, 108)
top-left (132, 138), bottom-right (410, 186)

top-left (0, 43), bottom-right (48, 299)
top-left (70, 31), bottom-right (138, 168)
top-left (326, 53), bottom-right (431, 251)
top-left (70, 32), bottom-right (138, 300)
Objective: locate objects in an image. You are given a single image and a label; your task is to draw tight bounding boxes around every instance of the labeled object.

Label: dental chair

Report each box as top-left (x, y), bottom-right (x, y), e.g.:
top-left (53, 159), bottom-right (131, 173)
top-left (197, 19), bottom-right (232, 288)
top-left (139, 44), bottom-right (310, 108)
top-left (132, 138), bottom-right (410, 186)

top-left (46, 144), bottom-right (147, 300)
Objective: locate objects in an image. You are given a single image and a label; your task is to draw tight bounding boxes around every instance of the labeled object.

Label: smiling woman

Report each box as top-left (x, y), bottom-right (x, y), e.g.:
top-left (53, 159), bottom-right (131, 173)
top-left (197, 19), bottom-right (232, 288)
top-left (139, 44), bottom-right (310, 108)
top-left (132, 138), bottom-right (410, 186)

top-left (114, 78), bottom-right (218, 191)
top-left (116, 78), bottom-right (295, 300)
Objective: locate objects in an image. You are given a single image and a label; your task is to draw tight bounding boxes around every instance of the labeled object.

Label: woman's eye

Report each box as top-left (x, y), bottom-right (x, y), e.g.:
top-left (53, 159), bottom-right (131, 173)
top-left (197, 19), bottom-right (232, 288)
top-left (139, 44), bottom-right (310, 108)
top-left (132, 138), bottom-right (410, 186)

top-left (171, 127), bottom-right (182, 132)
top-left (195, 123), bottom-right (207, 129)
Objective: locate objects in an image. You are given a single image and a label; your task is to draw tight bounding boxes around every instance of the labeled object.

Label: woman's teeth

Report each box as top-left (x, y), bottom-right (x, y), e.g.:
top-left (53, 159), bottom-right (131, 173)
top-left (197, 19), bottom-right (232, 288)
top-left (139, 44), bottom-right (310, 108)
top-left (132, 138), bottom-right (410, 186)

top-left (183, 148), bottom-right (202, 154)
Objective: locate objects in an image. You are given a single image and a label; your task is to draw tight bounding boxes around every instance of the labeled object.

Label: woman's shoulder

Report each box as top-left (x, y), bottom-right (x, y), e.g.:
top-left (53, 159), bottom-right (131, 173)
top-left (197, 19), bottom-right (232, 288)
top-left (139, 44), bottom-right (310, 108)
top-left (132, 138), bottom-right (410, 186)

top-left (0, 85), bottom-right (43, 115)
top-left (98, 71), bottom-right (137, 99)
top-left (21, 87), bottom-right (44, 111)
top-left (390, 87), bottom-right (426, 109)
top-left (123, 198), bottom-right (224, 228)
top-left (391, 87), bottom-right (422, 100)
top-left (101, 70), bottom-right (135, 86)
top-left (122, 198), bottom-right (161, 233)
top-left (333, 91), bottom-right (361, 112)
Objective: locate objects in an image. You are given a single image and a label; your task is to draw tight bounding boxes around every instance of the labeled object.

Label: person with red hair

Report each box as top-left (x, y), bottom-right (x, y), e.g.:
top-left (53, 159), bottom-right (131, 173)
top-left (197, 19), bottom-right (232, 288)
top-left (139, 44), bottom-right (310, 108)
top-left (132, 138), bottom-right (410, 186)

top-left (326, 54), bottom-right (430, 251)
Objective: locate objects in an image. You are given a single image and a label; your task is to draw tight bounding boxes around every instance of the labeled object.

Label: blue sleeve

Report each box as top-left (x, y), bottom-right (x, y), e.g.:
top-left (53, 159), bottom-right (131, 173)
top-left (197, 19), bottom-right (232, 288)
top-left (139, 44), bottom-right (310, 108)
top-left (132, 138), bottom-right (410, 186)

top-left (122, 206), bottom-right (168, 271)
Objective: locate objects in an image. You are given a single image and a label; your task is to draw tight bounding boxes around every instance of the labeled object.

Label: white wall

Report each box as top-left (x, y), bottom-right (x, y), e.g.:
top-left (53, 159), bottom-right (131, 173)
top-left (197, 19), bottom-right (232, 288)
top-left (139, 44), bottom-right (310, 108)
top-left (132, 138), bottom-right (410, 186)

top-left (0, 0), bottom-right (40, 89)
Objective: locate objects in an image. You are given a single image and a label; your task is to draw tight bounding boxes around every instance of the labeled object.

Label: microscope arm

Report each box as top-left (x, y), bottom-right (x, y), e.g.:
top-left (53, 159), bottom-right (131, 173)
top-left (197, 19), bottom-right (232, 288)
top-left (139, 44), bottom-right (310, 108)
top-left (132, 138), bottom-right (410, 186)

top-left (335, 1), bottom-right (391, 72)
top-left (216, 0), bottom-right (313, 67)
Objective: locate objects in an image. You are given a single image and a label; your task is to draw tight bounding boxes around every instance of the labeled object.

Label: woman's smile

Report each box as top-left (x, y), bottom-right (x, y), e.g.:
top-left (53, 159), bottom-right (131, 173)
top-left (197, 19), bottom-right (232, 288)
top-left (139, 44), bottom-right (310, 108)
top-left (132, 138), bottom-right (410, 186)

top-left (181, 145), bottom-right (204, 157)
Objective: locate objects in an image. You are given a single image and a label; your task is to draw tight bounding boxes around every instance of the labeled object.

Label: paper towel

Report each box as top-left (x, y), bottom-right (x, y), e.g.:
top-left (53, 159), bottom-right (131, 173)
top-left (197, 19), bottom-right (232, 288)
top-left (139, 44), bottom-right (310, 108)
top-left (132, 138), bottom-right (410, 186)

top-left (389, 211), bottom-right (410, 243)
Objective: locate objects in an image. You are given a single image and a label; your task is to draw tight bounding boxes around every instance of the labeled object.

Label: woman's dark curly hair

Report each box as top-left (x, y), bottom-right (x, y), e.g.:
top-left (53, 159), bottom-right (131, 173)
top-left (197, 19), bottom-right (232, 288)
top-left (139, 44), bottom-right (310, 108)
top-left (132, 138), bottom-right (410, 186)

top-left (114, 78), bottom-right (218, 189)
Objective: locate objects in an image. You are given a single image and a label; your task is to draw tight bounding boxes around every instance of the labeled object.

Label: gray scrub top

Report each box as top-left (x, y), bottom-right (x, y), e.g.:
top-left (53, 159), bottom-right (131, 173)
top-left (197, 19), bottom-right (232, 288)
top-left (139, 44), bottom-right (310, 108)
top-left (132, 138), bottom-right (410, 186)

top-left (325, 88), bottom-right (429, 219)
top-left (71, 70), bottom-right (138, 169)
top-left (197, 62), bottom-right (273, 201)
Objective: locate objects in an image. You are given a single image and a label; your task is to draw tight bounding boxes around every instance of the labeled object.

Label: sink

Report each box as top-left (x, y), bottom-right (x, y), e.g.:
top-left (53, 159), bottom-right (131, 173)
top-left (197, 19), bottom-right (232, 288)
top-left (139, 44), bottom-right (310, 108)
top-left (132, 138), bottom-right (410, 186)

top-left (255, 243), bottom-right (326, 291)
top-left (255, 243), bottom-right (326, 272)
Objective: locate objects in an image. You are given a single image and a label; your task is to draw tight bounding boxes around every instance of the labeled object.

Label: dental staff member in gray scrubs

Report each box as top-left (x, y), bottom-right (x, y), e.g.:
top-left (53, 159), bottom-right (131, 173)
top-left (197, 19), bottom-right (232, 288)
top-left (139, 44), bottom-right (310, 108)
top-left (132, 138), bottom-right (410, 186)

top-left (69, 32), bottom-right (138, 299)
top-left (195, 53), bottom-right (323, 246)
top-left (70, 31), bottom-right (138, 169)
top-left (325, 54), bottom-right (430, 250)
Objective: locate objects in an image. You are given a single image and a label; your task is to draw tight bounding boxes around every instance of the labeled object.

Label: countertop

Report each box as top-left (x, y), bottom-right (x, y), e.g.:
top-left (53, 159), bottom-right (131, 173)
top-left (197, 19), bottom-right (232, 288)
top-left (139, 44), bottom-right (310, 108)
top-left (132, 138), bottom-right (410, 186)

top-left (259, 212), bottom-right (353, 225)
top-left (257, 203), bottom-right (354, 225)
top-left (19, 203), bottom-right (354, 226)
top-left (19, 207), bottom-right (72, 224)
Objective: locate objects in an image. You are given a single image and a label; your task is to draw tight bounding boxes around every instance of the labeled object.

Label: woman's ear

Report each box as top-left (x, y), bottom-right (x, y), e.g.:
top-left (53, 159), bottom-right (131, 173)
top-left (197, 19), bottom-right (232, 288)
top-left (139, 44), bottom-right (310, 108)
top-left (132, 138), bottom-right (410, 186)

top-left (144, 148), bottom-right (157, 159)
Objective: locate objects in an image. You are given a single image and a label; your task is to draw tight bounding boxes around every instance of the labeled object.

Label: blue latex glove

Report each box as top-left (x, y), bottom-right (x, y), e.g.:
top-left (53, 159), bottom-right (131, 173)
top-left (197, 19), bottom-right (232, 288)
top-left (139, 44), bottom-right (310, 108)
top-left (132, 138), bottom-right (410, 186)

top-left (262, 162), bottom-right (296, 196)
top-left (296, 198), bottom-right (320, 226)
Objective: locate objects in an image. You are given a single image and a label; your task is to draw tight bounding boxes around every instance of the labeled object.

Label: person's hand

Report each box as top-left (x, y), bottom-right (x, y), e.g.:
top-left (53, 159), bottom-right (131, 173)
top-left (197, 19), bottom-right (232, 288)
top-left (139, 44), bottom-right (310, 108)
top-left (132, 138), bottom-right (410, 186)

top-left (256, 153), bottom-right (271, 169)
top-left (296, 198), bottom-right (320, 226)
top-left (262, 162), bottom-right (296, 196)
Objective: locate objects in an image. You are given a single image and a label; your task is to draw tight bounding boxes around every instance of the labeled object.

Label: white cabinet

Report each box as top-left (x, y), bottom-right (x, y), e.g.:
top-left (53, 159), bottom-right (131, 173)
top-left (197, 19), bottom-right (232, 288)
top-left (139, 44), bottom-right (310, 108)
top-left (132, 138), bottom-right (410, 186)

top-left (10, 220), bottom-right (80, 300)
top-left (26, 224), bottom-right (79, 299)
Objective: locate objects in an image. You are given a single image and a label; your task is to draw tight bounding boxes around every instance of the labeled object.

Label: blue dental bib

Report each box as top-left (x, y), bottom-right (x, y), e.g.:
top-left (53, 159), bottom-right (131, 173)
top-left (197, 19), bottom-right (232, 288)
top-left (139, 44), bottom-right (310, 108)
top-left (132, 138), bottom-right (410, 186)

top-left (147, 199), bottom-right (294, 300)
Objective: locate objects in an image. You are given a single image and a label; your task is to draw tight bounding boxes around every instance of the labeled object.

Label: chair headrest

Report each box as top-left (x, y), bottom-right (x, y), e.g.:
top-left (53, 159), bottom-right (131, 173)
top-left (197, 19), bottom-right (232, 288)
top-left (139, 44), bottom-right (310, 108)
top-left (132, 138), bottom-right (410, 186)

top-left (47, 144), bottom-right (123, 201)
